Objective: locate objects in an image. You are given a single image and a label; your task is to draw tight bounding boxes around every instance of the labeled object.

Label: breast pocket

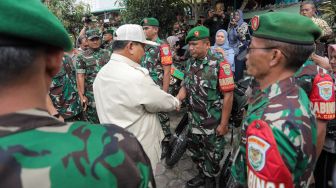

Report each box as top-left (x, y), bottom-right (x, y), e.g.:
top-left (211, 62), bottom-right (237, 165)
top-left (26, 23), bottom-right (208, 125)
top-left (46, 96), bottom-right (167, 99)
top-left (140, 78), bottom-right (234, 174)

top-left (199, 69), bottom-right (219, 101)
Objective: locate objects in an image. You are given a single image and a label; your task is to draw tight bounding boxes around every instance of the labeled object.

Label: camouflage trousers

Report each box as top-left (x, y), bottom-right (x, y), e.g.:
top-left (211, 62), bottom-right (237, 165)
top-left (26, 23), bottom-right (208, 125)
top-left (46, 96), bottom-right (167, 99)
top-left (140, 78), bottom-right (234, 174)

top-left (158, 112), bottom-right (171, 137)
top-left (84, 106), bottom-right (100, 124)
top-left (188, 129), bottom-right (226, 177)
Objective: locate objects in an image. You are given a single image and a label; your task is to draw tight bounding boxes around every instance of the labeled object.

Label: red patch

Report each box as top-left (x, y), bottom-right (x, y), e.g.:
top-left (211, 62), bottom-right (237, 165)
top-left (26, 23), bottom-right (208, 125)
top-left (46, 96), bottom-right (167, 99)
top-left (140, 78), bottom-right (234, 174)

top-left (194, 31), bottom-right (200, 37)
top-left (144, 19), bottom-right (148, 24)
top-left (251, 16), bottom-right (260, 31)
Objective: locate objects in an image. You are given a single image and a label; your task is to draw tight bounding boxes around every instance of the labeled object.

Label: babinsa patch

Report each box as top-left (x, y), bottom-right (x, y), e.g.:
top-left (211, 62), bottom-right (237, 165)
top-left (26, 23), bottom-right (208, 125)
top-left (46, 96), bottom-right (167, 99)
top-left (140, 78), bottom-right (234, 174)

top-left (318, 81), bottom-right (333, 100)
top-left (162, 46), bottom-right (169, 56)
top-left (222, 63), bottom-right (231, 75)
top-left (247, 135), bottom-right (270, 171)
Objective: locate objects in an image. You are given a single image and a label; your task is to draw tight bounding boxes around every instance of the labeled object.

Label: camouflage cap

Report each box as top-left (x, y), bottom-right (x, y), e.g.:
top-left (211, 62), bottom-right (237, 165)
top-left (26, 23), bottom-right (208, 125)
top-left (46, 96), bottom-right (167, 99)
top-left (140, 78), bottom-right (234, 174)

top-left (141, 17), bottom-right (160, 27)
top-left (251, 12), bottom-right (322, 45)
top-left (86, 29), bottom-right (100, 40)
top-left (0, 0), bottom-right (72, 51)
top-left (185, 26), bottom-right (210, 43)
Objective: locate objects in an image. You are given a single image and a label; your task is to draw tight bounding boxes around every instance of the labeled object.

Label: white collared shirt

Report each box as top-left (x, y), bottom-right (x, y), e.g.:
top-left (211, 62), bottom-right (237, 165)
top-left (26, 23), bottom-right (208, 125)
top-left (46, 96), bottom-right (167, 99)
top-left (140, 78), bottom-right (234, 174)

top-left (93, 53), bottom-right (179, 170)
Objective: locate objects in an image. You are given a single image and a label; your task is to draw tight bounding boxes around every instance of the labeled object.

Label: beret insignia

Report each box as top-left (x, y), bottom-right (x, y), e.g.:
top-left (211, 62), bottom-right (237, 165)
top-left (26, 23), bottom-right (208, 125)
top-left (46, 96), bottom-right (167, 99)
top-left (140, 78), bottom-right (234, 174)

top-left (194, 31), bottom-right (200, 37)
top-left (251, 16), bottom-right (260, 31)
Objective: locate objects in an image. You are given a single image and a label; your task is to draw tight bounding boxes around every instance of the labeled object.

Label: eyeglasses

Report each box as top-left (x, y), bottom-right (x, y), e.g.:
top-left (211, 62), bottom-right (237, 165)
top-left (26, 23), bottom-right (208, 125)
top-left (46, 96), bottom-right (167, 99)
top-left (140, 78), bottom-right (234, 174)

top-left (247, 46), bottom-right (288, 59)
top-left (246, 47), bottom-right (276, 53)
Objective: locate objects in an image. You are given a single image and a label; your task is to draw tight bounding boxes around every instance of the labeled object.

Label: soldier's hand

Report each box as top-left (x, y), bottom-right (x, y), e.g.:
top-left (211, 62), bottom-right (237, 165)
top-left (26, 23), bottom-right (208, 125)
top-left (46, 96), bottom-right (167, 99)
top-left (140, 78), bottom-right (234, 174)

top-left (58, 115), bottom-right (65, 122)
top-left (80, 95), bottom-right (89, 111)
top-left (216, 123), bottom-right (229, 136)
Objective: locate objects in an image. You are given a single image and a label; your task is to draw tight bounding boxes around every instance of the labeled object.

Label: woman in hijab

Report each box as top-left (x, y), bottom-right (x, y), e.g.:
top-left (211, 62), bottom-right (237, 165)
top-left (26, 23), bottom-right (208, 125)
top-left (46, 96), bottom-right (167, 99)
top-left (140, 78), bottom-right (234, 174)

top-left (211, 29), bottom-right (235, 72)
top-left (314, 44), bottom-right (336, 188)
top-left (228, 9), bottom-right (249, 81)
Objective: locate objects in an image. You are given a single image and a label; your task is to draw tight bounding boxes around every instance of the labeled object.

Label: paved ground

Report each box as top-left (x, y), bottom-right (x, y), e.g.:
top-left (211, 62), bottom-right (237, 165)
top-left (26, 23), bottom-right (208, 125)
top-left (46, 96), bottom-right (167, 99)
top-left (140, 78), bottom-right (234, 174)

top-left (154, 110), bottom-right (240, 188)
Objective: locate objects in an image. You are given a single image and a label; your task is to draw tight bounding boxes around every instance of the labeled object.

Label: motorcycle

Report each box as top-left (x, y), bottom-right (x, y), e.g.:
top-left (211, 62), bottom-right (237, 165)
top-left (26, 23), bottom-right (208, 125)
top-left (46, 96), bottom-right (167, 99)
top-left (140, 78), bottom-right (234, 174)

top-left (165, 78), bottom-right (252, 167)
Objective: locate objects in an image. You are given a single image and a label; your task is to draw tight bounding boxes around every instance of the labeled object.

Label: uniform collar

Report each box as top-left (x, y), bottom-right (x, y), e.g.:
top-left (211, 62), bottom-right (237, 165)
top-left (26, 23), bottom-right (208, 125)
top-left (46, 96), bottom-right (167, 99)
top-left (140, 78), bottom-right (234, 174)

top-left (250, 76), bottom-right (295, 104)
top-left (110, 53), bottom-right (141, 68)
top-left (0, 108), bottom-right (64, 137)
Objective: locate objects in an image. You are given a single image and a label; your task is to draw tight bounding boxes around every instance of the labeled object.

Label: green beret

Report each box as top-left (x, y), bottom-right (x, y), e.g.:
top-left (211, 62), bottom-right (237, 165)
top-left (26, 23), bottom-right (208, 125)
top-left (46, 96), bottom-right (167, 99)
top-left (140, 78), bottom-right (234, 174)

top-left (185, 26), bottom-right (210, 43)
top-left (86, 29), bottom-right (100, 40)
top-left (0, 0), bottom-right (72, 51)
top-left (103, 28), bottom-right (114, 35)
top-left (251, 12), bottom-right (322, 45)
top-left (141, 18), bottom-right (159, 27)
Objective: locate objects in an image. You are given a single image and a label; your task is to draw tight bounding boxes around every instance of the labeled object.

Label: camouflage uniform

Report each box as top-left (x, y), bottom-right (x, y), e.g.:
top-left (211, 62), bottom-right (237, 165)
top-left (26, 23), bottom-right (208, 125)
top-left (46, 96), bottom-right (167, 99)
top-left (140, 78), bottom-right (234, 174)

top-left (49, 54), bottom-right (82, 121)
top-left (183, 50), bottom-right (233, 177)
top-left (0, 109), bottom-right (155, 188)
top-left (76, 48), bottom-right (110, 124)
top-left (231, 77), bottom-right (317, 187)
top-left (102, 41), bottom-right (113, 54)
top-left (141, 38), bottom-right (172, 137)
top-left (295, 60), bottom-right (336, 187)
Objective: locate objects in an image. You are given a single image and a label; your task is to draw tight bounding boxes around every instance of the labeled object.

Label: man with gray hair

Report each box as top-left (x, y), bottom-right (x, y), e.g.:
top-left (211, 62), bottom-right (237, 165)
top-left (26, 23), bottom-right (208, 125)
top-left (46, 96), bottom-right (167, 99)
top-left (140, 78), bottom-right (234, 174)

top-left (94, 24), bottom-right (181, 171)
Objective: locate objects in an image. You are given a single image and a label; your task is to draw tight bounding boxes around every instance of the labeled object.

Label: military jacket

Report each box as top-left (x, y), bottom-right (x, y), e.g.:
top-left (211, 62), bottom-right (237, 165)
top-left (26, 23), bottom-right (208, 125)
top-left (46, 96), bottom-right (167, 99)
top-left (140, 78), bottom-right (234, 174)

top-left (49, 54), bottom-right (81, 119)
top-left (183, 50), bottom-right (233, 130)
top-left (0, 109), bottom-right (154, 188)
top-left (103, 41), bottom-right (113, 54)
top-left (76, 48), bottom-right (110, 101)
top-left (141, 38), bottom-right (172, 87)
top-left (294, 60), bottom-right (335, 120)
top-left (231, 77), bottom-right (317, 187)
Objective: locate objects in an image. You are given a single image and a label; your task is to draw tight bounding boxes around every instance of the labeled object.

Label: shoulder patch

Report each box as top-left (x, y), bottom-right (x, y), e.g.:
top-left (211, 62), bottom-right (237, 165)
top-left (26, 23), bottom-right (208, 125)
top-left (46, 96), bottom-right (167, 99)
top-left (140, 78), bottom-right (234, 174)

top-left (317, 81), bottom-right (333, 100)
top-left (247, 135), bottom-right (270, 171)
top-left (223, 63), bottom-right (231, 76)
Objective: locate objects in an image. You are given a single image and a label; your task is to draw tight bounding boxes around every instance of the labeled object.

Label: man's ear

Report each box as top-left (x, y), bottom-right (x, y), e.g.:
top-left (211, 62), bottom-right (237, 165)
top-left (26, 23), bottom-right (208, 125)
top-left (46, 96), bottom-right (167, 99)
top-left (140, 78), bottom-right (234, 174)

top-left (269, 49), bottom-right (283, 67)
top-left (44, 48), bottom-right (64, 78)
top-left (128, 42), bottom-right (135, 55)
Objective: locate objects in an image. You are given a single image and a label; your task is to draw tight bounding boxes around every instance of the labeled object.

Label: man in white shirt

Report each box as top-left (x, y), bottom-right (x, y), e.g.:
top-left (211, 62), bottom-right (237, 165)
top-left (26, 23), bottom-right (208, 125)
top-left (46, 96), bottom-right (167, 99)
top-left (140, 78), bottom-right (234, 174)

top-left (93, 24), bottom-right (180, 171)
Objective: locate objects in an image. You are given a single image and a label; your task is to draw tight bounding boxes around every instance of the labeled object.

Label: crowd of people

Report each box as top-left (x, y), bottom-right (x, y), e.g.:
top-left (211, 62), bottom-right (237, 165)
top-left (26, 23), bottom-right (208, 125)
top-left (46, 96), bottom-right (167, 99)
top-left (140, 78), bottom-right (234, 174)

top-left (0, 0), bottom-right (335, 188)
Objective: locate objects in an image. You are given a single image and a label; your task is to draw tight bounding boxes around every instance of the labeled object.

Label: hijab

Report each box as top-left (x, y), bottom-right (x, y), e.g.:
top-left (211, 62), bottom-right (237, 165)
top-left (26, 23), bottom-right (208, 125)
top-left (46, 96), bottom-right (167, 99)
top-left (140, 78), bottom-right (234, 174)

top-left (213, 29), bottom-right (232, 51)
top-left (236, 10), bottom-right (244, 27)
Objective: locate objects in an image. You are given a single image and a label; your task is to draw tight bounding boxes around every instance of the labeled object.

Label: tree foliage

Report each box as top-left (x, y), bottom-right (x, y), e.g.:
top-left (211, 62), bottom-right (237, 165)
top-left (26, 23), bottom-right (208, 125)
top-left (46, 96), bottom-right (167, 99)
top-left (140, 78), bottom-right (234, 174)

top-left (43, 0), bottom-right (90, 42)
top-left (118, 0), bottom-right (187, 37)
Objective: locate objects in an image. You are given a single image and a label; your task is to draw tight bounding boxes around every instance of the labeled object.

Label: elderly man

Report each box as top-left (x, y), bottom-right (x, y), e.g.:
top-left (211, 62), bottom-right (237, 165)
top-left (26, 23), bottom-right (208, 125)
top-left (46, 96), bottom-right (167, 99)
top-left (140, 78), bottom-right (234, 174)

top-left (176, 26), bottom-right (234, 188)
top-left (300, 1), bottom-right (333, 39)
top-left (0, 0), bottom-right (154, 187)
top-left (230, 12), bottom-right (322, 187)
top-left (93, 24), bottom-right (180, 171)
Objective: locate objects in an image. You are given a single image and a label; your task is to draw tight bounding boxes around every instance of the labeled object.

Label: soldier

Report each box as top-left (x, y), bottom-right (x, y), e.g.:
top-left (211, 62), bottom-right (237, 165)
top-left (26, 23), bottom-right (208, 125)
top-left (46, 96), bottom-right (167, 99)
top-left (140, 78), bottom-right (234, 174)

top-left (314, 44), bottom-right (336, 188)
top-left (0, 0), bottom-right (155, 187)
top-left (140, 17), bottom-right (174, 157)
top-left (102, 28), bottom-right (114, 53)
top-left (46, 54), bottom-right (83, 122)
top-left (230, 12), bottom-right (322, 187)
top-left (76, 29), bottom-right (111, 124)
top-left (176, 26), bottom-right (234, 188)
